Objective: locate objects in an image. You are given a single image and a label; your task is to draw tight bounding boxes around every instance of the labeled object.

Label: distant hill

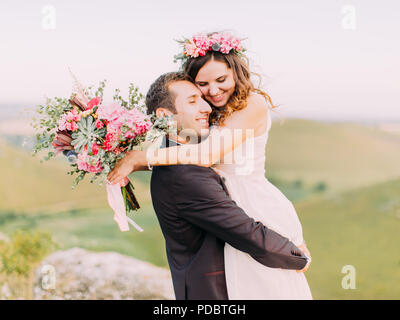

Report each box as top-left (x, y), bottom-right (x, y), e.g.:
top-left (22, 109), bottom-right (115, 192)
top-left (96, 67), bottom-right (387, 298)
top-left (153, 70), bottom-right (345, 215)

top-left (266, 119), bottom-right (400, 194)
top-left (297, 177), bottom-right (400, 299)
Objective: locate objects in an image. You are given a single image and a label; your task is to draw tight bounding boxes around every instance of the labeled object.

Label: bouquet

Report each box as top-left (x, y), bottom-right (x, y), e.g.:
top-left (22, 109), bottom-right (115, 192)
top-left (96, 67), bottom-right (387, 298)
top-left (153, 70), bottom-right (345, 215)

top-left (31, 76), bottom-right (153, 232)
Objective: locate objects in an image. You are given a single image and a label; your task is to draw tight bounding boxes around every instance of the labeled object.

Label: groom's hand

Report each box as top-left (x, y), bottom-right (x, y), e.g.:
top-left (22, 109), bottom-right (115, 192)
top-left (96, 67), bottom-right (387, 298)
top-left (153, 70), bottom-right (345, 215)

top-left (296, 241), bottom-right (312, 273)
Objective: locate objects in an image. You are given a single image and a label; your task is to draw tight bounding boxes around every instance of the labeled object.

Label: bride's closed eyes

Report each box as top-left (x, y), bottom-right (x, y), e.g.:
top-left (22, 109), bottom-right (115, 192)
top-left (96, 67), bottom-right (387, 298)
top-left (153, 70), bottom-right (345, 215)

top-left (196, 76), bottom-right (227, 87)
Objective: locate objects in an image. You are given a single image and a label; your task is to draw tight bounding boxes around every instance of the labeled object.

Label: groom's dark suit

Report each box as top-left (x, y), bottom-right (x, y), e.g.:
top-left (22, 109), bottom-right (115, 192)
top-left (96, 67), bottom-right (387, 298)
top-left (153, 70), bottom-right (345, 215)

top-left (150, 138), bottom-right (308, 300)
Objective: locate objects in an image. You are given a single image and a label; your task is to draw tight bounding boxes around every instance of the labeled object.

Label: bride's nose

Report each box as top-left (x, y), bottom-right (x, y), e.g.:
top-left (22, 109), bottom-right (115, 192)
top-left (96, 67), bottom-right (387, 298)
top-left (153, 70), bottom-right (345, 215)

top-left (209, 84), bottom-right (219, 96)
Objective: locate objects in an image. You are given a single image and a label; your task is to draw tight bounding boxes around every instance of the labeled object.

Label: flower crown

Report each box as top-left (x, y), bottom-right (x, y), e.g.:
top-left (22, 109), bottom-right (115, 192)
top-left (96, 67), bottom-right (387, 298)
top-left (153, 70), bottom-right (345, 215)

top-left (174, 32), bottom-right (246, 67)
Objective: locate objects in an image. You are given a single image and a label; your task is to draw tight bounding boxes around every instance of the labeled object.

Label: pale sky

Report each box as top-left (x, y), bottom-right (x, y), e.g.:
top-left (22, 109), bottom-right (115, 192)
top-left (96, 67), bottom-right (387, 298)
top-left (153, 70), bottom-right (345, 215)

top-left (0, 0), bottom-right (399, 121)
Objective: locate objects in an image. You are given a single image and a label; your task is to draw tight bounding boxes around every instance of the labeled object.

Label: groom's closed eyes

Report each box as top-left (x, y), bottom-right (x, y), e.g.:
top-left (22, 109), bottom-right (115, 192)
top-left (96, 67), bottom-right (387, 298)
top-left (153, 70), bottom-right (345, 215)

top-left (187, 93), bottom-right (210, 108)
top-left (188, 94), bottom-right (199, 104)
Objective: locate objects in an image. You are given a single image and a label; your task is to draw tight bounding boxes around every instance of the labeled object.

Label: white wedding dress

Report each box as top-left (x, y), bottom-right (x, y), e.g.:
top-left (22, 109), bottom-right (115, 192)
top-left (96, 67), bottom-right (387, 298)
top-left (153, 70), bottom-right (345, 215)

top-left (212, 111), bottom-right (313, 300)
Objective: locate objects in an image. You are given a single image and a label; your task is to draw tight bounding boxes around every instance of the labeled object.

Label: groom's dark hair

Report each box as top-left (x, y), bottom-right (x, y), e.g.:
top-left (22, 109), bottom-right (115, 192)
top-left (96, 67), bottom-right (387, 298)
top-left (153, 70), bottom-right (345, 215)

top-left (146, 72), bottom-right (192, 115)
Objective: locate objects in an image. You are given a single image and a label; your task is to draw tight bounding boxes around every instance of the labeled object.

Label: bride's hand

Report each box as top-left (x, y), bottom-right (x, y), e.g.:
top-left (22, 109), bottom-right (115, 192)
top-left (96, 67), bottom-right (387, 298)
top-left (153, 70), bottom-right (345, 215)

top-left (107, 150), bottom-right (144, 185)
top-left (296, 241), bottom-right (312, 273)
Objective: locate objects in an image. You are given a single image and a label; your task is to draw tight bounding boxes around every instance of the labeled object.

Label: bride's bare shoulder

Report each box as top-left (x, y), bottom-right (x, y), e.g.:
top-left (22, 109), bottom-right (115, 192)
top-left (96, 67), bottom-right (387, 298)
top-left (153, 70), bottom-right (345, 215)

top-left (246, 92), bottom-right (269, 117)
top-left (224, 92), bottom-right (268, 130)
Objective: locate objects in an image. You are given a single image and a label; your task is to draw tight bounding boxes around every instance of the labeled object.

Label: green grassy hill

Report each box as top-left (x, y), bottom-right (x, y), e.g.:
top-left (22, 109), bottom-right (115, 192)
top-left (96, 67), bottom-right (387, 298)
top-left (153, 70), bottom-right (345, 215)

top-left (297, 178), bottom-right (400, 299)
top-left (266, 119), bottom-right (400, 194)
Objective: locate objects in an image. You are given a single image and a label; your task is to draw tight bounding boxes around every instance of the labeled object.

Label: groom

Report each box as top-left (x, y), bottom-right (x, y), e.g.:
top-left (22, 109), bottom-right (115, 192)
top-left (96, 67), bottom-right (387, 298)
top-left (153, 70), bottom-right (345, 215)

top-left (126, 72), bottom-right (309, 300)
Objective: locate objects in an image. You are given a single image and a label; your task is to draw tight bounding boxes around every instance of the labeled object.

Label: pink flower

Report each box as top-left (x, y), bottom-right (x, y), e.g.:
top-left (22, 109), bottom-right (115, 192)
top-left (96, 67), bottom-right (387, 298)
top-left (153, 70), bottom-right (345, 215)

top-left (220, 43), bottom-right (232, 54)
top-left (198, 48), bottom-right (207, 56)
top-left (230, 37), bottom-right (242, 51)
top-left (185, 41), bottom-right (199, 57)
top-left (96, 103), bottom-right (124, 122)
top-left (57, 109), bottom-right (81, 132)
top-left (103, 132), bottom-right (119, 151)
top-left (95, 119), bottom-right (104, 129)
top-left (183, 32), bottom-right (243, 57)
top-left (193, 33), bottom-right (212, 51)
top-left (87, 97), bottom-right (101, 110)
top-left (91, 142), bottom-right (99, 156)
top-left (122, 109), bottom-right (153, 139)
top-left (77, 151), bottom-right (102, 173)
top-left (97, 104), bottom-right (152, 151)
top-left (70, 121), bottom-right (79, 131)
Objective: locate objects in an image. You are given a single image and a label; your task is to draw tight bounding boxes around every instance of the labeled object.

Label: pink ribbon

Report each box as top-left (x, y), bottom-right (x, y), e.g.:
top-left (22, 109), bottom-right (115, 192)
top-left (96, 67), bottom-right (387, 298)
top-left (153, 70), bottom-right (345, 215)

top-left (106, 178), bottom-right (143, 232)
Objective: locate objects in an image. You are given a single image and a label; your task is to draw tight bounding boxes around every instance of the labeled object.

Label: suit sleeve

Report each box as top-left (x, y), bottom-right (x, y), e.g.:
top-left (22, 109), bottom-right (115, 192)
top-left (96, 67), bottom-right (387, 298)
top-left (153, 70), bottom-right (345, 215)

top-left (173, 165), bottom-right (308, 270)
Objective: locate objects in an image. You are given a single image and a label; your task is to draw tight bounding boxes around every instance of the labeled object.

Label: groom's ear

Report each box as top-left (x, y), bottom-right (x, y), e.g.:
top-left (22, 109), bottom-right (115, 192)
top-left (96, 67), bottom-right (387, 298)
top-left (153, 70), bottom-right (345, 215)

top-left (156, 108), bottom-right (174, 118)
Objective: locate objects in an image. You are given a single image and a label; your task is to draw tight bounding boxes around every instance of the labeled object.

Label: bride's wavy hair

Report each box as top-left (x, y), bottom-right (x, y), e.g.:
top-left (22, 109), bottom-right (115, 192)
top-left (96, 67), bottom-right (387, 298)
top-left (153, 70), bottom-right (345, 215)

top-left (183, 48), bottom-right (277, 126)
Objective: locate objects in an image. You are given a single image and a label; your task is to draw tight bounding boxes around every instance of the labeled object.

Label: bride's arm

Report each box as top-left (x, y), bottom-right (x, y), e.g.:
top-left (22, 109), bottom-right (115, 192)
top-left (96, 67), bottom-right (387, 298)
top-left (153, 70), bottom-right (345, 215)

top-left (148, 93), bottom-right (269, 167)
top-left (107, 94), bottom-right (268, 184)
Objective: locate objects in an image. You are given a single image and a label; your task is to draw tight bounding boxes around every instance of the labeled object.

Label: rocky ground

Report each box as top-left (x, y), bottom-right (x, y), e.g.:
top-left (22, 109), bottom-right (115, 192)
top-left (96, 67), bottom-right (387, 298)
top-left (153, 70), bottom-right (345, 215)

top-left (33, 247), bottom-right (175, 300)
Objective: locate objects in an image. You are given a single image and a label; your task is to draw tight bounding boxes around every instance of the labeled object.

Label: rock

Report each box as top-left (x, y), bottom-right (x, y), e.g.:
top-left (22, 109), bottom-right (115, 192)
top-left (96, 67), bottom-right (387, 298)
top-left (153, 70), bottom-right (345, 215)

top-left (0, 283), bottom-right (11, 300)
top-left (33, 247), bottom-right (175, 300)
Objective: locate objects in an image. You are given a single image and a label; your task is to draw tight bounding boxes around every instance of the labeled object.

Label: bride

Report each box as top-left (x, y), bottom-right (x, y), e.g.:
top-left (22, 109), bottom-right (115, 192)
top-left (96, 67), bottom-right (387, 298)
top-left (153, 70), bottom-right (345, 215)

top-left (108, 31), bottom-right (312, 299)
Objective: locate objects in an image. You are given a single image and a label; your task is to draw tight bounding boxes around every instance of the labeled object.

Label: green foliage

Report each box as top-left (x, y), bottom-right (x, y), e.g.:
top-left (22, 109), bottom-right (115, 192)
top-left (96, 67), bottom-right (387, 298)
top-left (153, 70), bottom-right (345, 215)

top-left (0, 212), bottom-right (18, 225)
top-left (267, 175), bottom-right (327, 202)
top-left (113, 88), bottom-right (128, 108)
top-left (128, 83), bottom-right (146, 112)
top-left (313, 181), bottom-right (327, 193)
top-left (0, 229), bottom-right (58, 299)
top-left (112, 83), bottom-right (145, 111)
top-left (146, 113), bottom-right (176, 143)
top-left (31, 97), bottom-right (72, 161)
top-left (93, 80), bottom-right (107, 100)
top-left (0, 229), bottom-right (57, 277)
top-left (293, 179), bottom-right (303, 189)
